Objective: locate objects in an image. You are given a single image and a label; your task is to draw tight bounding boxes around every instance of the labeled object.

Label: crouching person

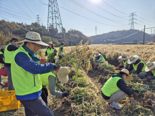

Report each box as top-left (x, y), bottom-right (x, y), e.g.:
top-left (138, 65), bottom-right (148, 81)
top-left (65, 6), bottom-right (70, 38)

top-left (117, 55), bottom-right (128, 70)
top-left (142, 62), bottom-right (155, 81)
top-left (40, 72), bottom-right (69, 105)
top-left (101, 69), bottom-right (134, 110)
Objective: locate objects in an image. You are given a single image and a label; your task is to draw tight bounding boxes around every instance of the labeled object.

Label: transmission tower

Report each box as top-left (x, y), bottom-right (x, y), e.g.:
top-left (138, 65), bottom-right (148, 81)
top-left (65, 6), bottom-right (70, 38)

top-left (47, 0), bottom-right (63, 32)
top-left (36, 14), bottom-right (40, 24)
top-left (129, 12), bottom-right (137, 30)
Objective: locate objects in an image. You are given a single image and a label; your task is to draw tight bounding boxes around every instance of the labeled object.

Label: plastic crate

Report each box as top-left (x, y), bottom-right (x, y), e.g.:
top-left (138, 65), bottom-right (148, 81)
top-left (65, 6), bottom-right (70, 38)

top-left (0, 90), bottom-right (21, 112)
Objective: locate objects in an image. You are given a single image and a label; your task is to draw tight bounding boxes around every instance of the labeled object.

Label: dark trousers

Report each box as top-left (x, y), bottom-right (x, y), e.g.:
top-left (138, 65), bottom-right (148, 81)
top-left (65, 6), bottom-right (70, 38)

top-left (5, 64), bottom-right (14, 90)
top-left (41, 87), bottom-right (48, 105)
top-left (20, 97), bottom-right (54, 116)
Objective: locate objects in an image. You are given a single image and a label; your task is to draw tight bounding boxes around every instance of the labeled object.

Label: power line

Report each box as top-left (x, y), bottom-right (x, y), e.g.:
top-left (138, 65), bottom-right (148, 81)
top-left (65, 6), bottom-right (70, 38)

top-left (0, 8), bottom-right (34, 20)
top-left (38, 0), bottom-right (116, 26)
top-left (11, 0), bottom-right (34, 19)
top-left (38, 0), bottom-right (48, 6)
top-left (97, 5), bottom-right (126, 19)
top-left (22, 0), bottom-right (37, 16)
top-left (0, 3), bottom-right (34, 19)
top-left (68, 0), bottom-right (116, 24)
top-left (103, 0), bottom-right (128, 16)
top-left (59, 6), bottom-right (116, 26)
top-left (145, 27), bottom-right (155, 29)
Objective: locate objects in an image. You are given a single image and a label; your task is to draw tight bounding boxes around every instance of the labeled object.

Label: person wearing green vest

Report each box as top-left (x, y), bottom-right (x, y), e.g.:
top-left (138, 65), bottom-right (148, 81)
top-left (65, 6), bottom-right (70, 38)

top-left (101, 69), bottom-right (135, 110)
top-left (40, 72), bottom-right (69, 105)
top-left (45, 41), bottom-right (57, 63)
top-left (91, 52), bottom-right (107, 69)
top-left (4, 38), bottom-right (18, 90)
top-left (142, 62), bottom-right (155, 81)
top-left (127, 55), bottom-right (146, 78)
top-left (117, 55), bottom-right (128, 69)
top-left (11, 31), bottom-right (59, 116)
top-left (95, 53), bottom-right (106, 63)
top-left (58, 42), bottom-right (64, 59)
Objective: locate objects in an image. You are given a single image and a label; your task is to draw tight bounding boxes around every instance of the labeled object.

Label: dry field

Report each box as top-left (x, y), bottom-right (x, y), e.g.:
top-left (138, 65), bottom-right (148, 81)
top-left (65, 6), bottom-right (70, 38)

top-left (65, 44), bottom-right (155, 62)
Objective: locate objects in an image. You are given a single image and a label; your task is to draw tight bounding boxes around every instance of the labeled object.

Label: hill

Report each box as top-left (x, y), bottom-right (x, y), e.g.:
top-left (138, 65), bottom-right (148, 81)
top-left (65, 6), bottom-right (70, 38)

top-left (0, 20), bottom-right (88, 45)
top-left (89, 30), bottom-right (155, 44)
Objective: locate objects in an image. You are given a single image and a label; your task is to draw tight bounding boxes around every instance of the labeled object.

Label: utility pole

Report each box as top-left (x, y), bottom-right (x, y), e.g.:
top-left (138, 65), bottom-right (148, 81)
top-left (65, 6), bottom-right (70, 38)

top-left (95, 26), bottom-right (97, 35)
top-left (129, 12), bottom-right (137, 30)
top-left (36, 14), bottom-right (40, 25)
top-left (143, 25), bottom-right (146, 44)
top-left (47, 0), bottom-right (63, 32)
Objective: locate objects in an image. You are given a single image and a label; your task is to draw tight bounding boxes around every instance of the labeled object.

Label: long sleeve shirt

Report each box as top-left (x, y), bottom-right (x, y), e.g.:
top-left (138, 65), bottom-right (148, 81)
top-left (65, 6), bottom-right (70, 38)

top-left (117, 79), bottom-right (134, 96)
top-left (127, 60), bottom-right (144, 74)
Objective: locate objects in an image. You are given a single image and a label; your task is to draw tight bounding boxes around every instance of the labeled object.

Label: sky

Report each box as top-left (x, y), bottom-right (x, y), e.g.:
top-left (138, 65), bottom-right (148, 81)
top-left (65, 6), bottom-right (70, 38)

top-left (0, 0), bottom-right (155, 36)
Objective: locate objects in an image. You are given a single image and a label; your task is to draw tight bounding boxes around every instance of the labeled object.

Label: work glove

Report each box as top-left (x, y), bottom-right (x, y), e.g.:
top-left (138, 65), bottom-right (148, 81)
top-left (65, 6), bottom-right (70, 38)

top-left (62, 91), bottom-right (69, 97)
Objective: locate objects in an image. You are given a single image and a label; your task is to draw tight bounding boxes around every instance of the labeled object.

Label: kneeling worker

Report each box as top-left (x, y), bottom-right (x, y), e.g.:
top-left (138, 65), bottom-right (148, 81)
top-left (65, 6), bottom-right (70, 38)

top-left (117, 55), bottom-right (128, 69)
top-left (143, 61), bottom-right (155, 81)
top-left (101, 69), bottom-right (134, 110)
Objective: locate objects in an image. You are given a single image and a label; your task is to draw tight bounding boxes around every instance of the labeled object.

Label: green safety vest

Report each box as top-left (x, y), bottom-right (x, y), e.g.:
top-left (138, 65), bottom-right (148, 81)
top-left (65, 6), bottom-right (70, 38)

top-left (4, 44), bottom-right (15, 64)
top-left (101, 76), bottom-right (121, 97)
top-left (133, 61), bottom-right (146, 72)
top-left (46, 48), bottom-right (54, 56)
top-left (96, 55), bottom-right (105, 63)
top-left (11, 46), bottom-right (42, 96)
top-left (40, 72), bottom-right (56, 86)
top-left (46, 48), bottom-right (57, 61)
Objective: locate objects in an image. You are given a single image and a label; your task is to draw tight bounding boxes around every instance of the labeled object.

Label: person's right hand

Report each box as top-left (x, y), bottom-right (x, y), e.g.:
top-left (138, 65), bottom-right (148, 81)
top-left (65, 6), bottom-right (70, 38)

top-left (54, 64), bottom-right (60, 72)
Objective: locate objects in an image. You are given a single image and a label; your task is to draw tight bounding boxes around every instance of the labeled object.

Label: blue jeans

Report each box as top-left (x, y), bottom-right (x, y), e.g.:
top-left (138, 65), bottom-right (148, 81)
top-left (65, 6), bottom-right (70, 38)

top-left (20, 97), bottom-right (54, 116)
